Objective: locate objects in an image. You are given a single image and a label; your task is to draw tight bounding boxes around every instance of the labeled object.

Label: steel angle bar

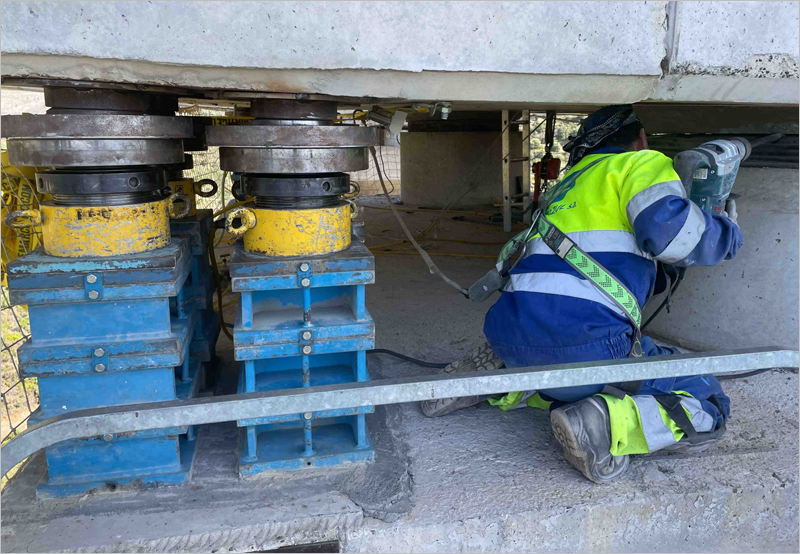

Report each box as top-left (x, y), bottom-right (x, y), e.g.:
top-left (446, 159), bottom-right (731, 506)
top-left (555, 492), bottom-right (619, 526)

top-left (501, 110), bottom-right (512, 232)
top-left (2, 347), bottom-right (797, 476)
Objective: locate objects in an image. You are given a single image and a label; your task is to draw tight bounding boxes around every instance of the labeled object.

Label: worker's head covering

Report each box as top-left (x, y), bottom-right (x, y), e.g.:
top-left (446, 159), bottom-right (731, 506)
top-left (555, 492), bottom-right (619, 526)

top-left (563, 105), bottom-right (642, 167)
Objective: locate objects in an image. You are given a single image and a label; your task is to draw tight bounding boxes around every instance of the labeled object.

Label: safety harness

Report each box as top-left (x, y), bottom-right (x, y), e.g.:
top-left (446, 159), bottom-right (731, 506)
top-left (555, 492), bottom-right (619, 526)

top-left (491, 156), bottom-right (645, 362)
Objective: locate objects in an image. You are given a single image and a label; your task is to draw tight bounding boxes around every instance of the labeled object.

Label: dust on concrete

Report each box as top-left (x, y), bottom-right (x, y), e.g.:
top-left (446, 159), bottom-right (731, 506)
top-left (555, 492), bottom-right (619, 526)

top-left (673, 53), bottom-right (799, 79)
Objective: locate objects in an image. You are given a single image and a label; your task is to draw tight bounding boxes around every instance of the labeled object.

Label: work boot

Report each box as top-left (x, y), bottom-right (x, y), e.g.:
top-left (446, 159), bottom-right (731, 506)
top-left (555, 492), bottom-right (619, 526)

top-left (550, 396), bottom-right (630, 483)
top-left (419, 343), bottom-right (505, 418)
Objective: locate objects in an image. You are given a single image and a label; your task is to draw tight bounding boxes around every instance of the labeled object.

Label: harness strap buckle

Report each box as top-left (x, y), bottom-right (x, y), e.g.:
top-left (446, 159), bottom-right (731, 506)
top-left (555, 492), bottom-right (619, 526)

top-left (653, 394), bottom-right (698, 439)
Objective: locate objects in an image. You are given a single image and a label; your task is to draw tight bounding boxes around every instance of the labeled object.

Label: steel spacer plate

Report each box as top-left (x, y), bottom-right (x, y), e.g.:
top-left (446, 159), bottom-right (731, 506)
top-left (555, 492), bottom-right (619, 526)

top-left (218, 147), bottom-right (368, 173)
top-left (7, 138), bottom-right (185, 167)
top-left (36, 168), bottom-right (166, 195)
top-left (163, 154), bottom-right (194, 172)
top-left (0, 114), bottom-right (193, 139)
top-left (44, 87), bottom-right (151, 111)
top-left (205, 125), bottom-right (380, 147)
top-left (242, 173), bottom-right (350, 197)
top-left (249, 99), bottom-right (338, 120)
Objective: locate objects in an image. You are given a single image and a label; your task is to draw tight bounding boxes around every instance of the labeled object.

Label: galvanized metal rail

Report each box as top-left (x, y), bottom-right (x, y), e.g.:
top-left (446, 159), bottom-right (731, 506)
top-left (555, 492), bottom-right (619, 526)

top-left (2, 347), bottom-right (797, 476)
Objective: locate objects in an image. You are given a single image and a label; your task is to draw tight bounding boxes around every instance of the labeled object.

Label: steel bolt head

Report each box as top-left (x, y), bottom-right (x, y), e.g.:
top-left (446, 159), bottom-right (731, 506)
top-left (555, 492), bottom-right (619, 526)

top-left (302, 345), bottom-right (312, 355)
top-left (302, 331), bottom-right (312, 340)
top-left (93, 348), bottom-right (105, 358)
top-left (102, 434), bottom-right (114, 442)
top-left (301, 278), bottom-right (311, 287)
top-left (94, 363), bottom-right (106, 372)
top-left (299, 263), bottom-right (310, 272)
top-left (86, 274), bottom-right (98, 284)
top-left (303, 412), bottom-right (313, 420)
top-left (88, 290), bottom-right (100, 300)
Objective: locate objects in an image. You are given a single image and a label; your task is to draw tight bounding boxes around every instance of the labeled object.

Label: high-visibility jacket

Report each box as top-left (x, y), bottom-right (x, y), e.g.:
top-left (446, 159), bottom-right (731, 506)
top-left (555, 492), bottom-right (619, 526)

top-left (483, 147), bottom-right (744, 352)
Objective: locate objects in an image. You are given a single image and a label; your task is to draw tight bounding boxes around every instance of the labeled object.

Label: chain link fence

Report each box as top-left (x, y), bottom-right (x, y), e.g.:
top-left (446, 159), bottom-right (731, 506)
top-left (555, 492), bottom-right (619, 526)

top-left (1, 155), bottom-right (43, 485)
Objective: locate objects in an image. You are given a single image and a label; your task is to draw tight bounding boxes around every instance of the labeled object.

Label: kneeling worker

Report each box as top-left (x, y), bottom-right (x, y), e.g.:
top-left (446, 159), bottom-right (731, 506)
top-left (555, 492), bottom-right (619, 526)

top-left (421, 105), bottom-right (743, 483)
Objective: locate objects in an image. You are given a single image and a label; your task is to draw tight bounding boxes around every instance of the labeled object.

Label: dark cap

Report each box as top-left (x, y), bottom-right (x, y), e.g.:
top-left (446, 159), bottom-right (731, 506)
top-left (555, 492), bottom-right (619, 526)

top-left (563, 104), bottom-right (642, 167)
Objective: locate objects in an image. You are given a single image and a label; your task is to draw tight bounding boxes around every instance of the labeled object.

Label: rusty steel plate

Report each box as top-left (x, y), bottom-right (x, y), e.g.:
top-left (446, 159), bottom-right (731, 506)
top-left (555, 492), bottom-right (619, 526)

top-left (7, 138), bottom-right (185, 167)
top-left (249, 99), bottom-right (338, 120)
top-left (218, 147), bottom-right (368, 173)
top-left (206, 125), bottom-right (381, 148)
top-left (0, 114), bottom-right (193, 139)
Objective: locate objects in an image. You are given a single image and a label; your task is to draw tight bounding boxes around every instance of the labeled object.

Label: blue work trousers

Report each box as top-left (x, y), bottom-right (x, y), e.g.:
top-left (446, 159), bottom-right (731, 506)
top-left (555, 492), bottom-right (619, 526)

top-left (488, 334), bottom-right (729, 429)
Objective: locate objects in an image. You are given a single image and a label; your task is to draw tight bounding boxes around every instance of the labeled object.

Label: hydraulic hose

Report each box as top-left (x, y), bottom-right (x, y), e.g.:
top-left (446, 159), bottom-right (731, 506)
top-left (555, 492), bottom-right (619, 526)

top-left (369, 146), bottom-right (470, 297)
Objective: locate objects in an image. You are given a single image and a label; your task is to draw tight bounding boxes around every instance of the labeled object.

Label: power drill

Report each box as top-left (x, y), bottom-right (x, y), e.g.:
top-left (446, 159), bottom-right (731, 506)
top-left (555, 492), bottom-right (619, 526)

top-left (673, 134), bottom-right (782, 215)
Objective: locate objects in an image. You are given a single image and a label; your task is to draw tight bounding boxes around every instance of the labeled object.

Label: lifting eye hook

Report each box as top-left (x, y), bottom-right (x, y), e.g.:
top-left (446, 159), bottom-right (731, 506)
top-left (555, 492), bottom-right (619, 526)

top-left (193, 179), bottom-right (218, 198)
top-left (168, 193), bottom-right (192, 219)
top-left (3, 209), bottom-right (42, 229)
top-left (225, 206), bottom-right (257, 236)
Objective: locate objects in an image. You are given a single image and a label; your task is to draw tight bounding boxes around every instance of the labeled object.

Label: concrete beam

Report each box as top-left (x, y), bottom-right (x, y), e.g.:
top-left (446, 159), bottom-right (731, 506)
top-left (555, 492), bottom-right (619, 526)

top-left (1, 1), bottom-right (797, 106)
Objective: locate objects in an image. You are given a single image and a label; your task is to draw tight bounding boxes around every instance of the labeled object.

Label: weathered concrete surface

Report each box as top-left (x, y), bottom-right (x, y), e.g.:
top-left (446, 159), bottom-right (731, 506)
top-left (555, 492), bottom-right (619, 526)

top-left (672, 2), bottom-right (799, 78)
top-left (645, 169), bottom-right (800, 351)
top-left (0, 2), bottom-right (667, 75)
top-left (1, 1), bottom-right (797, 105)
top-left (1, 203), bottom-right (797, 553)
top-left (401, 132), bottom-right (523, 208)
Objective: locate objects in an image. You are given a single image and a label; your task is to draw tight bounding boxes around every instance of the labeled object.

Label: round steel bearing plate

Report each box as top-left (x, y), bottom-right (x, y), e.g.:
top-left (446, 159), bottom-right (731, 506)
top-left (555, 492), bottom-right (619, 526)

top-left (242, 172), bottom-right (350, 197)
top-left (36, 168), bottom-right (165, 195)
top-left (7, 139), bottom-right (185, 167)
top-left (250, 99), bottom-right (338, 121)
top-left (206, 125), bottom-right (380, 148)
top-left (218, 147), bottom-right (368, 173)
top-left (0, 115), bottom-right (193, 139)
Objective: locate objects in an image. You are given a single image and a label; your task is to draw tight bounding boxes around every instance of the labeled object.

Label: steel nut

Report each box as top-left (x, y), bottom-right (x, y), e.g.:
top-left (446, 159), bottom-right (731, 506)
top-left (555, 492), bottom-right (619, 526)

top-left (302, 345), bottom-right (312, 355)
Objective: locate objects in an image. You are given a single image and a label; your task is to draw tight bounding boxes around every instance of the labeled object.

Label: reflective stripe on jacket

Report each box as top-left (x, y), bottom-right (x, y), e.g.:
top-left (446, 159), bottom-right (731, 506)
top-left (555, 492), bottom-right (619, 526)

top-left (484, 148), bottom-right (744, 351)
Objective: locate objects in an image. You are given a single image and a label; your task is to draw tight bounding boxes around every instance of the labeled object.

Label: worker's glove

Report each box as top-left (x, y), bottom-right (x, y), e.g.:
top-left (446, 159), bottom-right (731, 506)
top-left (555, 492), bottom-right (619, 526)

top-left (721, 198), bottom-right (739, 225)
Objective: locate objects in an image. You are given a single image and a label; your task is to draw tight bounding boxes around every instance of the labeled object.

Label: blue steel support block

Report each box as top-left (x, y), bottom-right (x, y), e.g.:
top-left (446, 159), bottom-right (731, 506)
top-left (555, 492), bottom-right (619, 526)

top-left (29, 351), bottom-right (206, 498)
top-left (238, 416), bottom-right (374, 475)
top-left (171, 210), bottom-right (221, 383)
top-left (5, 239), bottom-right (201, 496)
top-left (170, 210), bottom-right (216, 311)
top-left (229, 242), bottom-right (376, 476)
top-left (190, 308), bottom-right (221, 364)
top-left (5, 240), bottom-right (192, 306)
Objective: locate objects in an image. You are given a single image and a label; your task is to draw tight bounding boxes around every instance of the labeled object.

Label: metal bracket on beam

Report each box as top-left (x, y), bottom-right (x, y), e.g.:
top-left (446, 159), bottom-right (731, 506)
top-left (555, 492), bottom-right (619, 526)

top-left (2, 348), bottom-right (797, 476)
top-left (502, 110), bottom-right (512, 232)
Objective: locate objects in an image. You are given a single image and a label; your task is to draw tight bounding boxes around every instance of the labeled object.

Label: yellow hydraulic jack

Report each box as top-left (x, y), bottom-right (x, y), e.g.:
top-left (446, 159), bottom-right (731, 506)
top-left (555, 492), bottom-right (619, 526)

top-left (5, 193), bottom-right (187, 258)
